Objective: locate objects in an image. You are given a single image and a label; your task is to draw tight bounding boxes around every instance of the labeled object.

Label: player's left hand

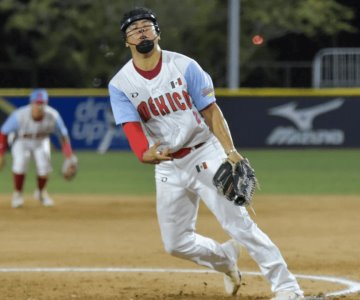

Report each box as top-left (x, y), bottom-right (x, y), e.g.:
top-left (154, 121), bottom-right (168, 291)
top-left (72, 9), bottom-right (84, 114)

top-left (213, 157), bottom-right (258, 206)
top-left (142, 140), bottom-right (173, 164)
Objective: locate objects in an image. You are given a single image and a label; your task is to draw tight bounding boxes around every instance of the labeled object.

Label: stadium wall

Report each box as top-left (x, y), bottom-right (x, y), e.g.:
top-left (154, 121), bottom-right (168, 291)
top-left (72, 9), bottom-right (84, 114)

top-left (1, 88), bottom-right (359, 149)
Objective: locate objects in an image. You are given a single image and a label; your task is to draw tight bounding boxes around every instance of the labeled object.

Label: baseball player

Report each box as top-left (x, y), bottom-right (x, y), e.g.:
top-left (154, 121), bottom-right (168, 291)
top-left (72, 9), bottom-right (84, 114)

top-left (97, 105), bottom-right (117, 154)
top-left (109, 7), bottom-right (304, 300)
top-left (0, 89), bottom-right (76, 208)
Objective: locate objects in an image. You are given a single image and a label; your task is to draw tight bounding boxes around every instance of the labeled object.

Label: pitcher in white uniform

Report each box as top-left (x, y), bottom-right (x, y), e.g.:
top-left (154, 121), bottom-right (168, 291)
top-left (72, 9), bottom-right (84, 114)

top-left (109, 7), bottom-right (304, 300)
top-left (0, 89), bottom-right (76, 208)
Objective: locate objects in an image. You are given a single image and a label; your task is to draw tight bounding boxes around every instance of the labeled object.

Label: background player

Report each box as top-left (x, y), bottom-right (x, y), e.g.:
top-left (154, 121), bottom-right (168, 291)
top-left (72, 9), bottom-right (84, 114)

top-left (97, 105), bottom-right (117, 154)
top-left (0, 89), bottom-right (76, 208)
top-left (108, 7), bottom-right (304, 300)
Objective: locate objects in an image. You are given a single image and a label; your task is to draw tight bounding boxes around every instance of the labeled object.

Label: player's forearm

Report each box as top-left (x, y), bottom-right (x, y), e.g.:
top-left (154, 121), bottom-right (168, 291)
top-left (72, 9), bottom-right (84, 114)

top-left (202, 104), bottom-right (235, 153)
top-left (123, 122), bottom-right (149, 162)
top-left (213, 119), bottom-right (235, 154)
top-left (202, 104), bottom-right (243, 163)
top-left (123, 122), bottom-right (173, 164)
top-left (60, 137), bottom-right (74, 158)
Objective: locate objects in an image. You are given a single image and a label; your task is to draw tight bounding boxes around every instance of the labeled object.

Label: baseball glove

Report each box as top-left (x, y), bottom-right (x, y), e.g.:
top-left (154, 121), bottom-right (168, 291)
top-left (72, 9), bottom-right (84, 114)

top-left (213, 158), bottom-right (258, 206)
top-left (62, 155), bottom-right (78, 181)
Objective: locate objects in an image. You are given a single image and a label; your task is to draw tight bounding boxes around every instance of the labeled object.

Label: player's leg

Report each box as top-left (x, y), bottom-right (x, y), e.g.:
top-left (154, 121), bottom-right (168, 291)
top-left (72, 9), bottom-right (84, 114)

top-left (205, 194), bottom-right (301, 294)
top-left (155, 162), bottom-right (239, 274)
top-left (97, 127), bottom-right (116, 154)
top-left (11, 140), bottom-right (31, 208)
top-left (192, 139), bottom-right (303, 296)
top-left (33, 138), bottom-right (53, 206)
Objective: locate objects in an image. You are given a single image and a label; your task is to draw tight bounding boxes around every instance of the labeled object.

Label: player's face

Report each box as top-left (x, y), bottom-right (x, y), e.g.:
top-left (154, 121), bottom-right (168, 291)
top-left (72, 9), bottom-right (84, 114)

top-left (31, 102), bottom-right (46, 120)
top-left (125, 19), bottom-right (157, 45)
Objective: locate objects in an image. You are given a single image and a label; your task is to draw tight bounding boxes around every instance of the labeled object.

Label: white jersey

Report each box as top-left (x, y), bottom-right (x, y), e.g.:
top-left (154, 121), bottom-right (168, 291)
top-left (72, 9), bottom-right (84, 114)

top-left (1, 104), bottom-right (69, 176)
top-left (1, 104), bottom-right (68, 141)
top-left (109, 50), bottom-right (215, 152)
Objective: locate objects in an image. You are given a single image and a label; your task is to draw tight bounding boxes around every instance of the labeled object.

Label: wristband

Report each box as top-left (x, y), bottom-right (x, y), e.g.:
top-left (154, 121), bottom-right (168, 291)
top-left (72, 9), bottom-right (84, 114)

top-left (226, 148), bottom-right (237, 156)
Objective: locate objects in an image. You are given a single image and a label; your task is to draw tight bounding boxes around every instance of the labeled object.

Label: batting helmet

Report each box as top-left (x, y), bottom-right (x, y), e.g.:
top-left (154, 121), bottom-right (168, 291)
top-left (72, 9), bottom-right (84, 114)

top-left (120, 7), bottom-right (160, 35)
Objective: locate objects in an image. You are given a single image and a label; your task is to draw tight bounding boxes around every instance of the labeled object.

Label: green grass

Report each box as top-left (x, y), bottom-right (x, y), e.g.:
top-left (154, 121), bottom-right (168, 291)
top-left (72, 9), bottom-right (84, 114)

top-left (246, 149), bottom-right (360, 195)
top-left (0, 151), bottom-right (155, 195)
top-left (0, 149), bottom-right (359, 195)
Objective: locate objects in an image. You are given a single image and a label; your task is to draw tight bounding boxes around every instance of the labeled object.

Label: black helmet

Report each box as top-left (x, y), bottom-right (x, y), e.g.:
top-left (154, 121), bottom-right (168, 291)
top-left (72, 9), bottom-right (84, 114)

top-left (120, 7), bottom-right (160, 34)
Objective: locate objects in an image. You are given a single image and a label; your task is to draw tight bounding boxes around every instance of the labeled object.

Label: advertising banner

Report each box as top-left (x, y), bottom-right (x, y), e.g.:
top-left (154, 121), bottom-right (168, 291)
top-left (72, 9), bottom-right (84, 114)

top-left (217, 96), bottom-right (360, 148)
top-left (1, 90), bottom-right (360, 149)
top-left (0, 95), bottom-right (130, 151)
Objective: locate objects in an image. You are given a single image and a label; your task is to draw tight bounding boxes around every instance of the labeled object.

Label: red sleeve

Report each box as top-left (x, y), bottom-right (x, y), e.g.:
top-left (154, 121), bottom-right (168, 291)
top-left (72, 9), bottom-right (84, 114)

top-left (123, 122), bottom-right (149, 162)
top-left (0, 133), bottom-right (8, 155)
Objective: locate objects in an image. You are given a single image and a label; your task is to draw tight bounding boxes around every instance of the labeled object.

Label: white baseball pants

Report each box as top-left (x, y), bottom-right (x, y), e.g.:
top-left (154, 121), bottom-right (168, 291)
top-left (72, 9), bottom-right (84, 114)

top-left (155, 136), bottom-right (302, 294)
top-left (11, 138), bottom-right (52, 176)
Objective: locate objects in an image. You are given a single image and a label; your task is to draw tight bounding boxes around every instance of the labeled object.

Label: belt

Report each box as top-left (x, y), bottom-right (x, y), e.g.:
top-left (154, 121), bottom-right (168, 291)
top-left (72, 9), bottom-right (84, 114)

top-left (170, 142), bottom-right (205, 159)
top-left (21, 133), bottom-right (49, 139)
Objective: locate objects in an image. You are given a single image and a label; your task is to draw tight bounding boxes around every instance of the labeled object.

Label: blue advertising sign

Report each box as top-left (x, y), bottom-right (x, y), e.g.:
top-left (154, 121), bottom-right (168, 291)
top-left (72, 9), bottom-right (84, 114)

top-left (217, 96), bottom-right (360, 148)
top-left (2, 89), bottom-right (360, 149)
top-left (0, 95), bottom-right (130, 151)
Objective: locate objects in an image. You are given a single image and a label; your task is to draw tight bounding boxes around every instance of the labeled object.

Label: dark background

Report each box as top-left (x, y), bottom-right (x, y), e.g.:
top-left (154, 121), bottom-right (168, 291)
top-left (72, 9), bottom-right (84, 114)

top-left (244, 0), bottom-right (360, 87)
top-left (0, 0), bottom-right (359, 88)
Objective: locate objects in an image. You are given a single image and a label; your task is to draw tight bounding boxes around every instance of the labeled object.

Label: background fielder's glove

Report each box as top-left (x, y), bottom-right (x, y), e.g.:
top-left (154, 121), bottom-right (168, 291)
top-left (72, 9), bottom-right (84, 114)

top-left (62, 155), bottom-right (78, 181)
top-left (213, 158), bottom-right (258, 206)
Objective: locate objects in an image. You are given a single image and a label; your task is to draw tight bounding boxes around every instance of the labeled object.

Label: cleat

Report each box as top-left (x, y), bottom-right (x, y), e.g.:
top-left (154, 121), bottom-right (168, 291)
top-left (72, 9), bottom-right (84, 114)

top-left (223, 239), bottom-right (242, 295)
top-left (271, 291), bottom-right (305, 300)
top-left (11, 191), bottom-right (24, 208)
top-left (34, 189), bottom-right (54, 207)
top-left (224, 265), bottom-right (241, 296)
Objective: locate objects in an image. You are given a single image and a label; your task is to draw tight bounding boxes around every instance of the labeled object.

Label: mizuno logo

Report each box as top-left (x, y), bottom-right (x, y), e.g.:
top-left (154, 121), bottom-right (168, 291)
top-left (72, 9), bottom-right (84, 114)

top-left (266, 98), bottom-right (345, 146)
top-left (268, 98), bottom-right (344, 130)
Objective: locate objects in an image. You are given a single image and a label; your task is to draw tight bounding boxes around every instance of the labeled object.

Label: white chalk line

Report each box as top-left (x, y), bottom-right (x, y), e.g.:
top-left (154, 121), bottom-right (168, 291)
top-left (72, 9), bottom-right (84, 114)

top-left (0, 267), bottom-right (359, 299)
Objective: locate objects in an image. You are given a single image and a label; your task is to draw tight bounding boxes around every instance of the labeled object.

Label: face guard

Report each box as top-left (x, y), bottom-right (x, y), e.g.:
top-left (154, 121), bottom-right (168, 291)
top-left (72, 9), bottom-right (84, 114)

top-left (120, 8), bottom-right (161, 54)
top-left (121, 12), bottom-right (160, 34)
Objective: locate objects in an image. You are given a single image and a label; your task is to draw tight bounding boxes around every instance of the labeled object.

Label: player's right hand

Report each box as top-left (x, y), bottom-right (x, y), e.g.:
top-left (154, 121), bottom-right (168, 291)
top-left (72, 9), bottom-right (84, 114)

top-left (142, 140), bottom-right (173, 164)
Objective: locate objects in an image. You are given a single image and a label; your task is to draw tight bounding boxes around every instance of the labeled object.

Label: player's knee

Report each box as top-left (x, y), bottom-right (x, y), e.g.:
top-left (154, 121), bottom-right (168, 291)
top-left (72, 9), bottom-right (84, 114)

top-left (164, 245), bottom-right (188, 258)
top-left (163, 240), bottom-right (179, 255)
top-left (164, 244), bottom-right (175, 256)
top-left (163, 236), bottom-right (194, 257)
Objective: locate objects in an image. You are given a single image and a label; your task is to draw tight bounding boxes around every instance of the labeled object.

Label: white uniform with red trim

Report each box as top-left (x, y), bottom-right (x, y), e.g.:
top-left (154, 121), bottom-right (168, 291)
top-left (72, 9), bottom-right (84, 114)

top-left (109, 50), bottom-right (303, 295)
top-left (1, 104), bottom-right (69, 176)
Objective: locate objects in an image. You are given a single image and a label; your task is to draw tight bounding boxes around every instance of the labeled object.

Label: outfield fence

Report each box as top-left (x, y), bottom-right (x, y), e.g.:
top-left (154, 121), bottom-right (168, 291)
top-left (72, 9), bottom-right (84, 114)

top-left (1, 88), bottom-right (360, 149)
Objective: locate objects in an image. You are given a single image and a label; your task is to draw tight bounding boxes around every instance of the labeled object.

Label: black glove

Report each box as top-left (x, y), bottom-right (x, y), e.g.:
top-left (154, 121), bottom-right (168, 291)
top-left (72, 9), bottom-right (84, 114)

top-left (213, 158), bottom-right (257, 206)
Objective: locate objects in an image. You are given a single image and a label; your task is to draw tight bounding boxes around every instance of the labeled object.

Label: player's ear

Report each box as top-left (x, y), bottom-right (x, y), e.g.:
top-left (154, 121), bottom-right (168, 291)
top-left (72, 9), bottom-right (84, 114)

top-left (122, 32), bottom-right (128, 47)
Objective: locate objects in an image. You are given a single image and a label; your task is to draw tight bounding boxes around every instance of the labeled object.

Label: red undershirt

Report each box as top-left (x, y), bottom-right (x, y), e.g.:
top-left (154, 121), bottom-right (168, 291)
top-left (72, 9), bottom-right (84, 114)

top-left (124, 55), bottom-right (163, 161)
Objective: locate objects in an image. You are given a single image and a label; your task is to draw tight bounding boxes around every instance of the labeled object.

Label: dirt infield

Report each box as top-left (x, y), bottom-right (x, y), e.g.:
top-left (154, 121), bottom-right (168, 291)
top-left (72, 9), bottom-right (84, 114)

top-left (0, 194), bottom-right (359, 300)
